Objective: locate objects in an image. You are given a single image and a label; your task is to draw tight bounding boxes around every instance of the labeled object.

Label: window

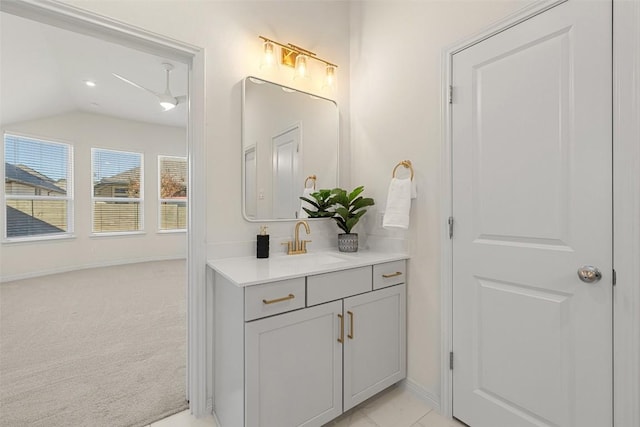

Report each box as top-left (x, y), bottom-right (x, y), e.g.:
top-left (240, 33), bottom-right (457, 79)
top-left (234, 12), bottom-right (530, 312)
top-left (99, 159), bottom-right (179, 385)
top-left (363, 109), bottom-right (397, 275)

top-left (4, 134), bottom-right (73, 239)
top-left (158, 156), bottom-right (187, 231)
top-left (92, 148), bottom-right (143, 233)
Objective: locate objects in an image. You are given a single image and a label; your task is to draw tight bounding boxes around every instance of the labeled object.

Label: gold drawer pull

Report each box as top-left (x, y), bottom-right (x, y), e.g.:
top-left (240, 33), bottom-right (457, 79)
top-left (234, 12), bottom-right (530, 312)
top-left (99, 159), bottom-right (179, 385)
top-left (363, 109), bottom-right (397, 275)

top-left (382, 271), bottom-right (403, 278)
top-left (262, 294), bottom-right (295, 305)
top-left (347, 311), bottom-right (354, 339)
top-left (337, 314), bottom-right (344, 343)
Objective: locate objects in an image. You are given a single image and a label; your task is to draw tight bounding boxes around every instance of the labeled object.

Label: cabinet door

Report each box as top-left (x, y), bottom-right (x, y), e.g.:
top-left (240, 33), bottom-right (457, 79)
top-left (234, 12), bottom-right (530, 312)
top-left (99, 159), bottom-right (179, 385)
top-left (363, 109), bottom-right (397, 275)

top-left (245, 301), bottom-right (343, 427)
top-left (343, 284), bottom-right (406, 411)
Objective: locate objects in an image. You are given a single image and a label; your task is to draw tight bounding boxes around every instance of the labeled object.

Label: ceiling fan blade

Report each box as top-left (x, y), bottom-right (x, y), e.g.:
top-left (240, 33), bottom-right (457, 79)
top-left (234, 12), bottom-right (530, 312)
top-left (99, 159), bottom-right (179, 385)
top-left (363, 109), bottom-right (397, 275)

top-left (112, 73), bottom-right (159, 96)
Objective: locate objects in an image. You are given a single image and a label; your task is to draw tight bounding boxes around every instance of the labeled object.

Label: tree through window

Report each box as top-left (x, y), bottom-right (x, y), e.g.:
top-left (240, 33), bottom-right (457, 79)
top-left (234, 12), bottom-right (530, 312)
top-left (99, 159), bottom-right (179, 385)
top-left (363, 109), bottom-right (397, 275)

top-left (158, 156), bottom-right (187, 231)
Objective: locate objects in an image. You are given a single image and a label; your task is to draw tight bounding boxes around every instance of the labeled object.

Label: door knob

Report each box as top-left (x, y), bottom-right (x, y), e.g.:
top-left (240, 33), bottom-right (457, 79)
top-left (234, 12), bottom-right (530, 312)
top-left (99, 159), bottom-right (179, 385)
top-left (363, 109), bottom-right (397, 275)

top-left (577, 265), bottom-right (602, 283)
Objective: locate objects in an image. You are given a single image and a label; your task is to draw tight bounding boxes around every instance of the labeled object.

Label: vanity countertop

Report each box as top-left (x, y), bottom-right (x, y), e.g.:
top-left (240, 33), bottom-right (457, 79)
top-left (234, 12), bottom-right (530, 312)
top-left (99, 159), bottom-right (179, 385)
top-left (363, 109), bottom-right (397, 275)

top-left (207, 250), bottom-right (409, 287)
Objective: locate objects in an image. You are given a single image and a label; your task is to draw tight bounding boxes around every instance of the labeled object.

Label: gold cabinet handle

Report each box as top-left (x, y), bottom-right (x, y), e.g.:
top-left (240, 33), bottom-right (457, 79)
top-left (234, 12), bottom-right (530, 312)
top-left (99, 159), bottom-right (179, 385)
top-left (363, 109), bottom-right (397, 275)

top-left (337, 314), bottom-right (344, 343)
top-left (347, 311), bottom-right (354, 339)
top-left (382, 271), bottom-right (403, 278)
top-left (262, 294), bottom-right (295, 305)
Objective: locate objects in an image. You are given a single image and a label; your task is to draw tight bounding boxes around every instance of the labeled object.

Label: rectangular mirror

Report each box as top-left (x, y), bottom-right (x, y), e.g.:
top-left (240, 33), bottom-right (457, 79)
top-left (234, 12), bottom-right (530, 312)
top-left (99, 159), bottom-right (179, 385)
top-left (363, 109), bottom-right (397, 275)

top-left (242, 76), bottom-right (339, 221)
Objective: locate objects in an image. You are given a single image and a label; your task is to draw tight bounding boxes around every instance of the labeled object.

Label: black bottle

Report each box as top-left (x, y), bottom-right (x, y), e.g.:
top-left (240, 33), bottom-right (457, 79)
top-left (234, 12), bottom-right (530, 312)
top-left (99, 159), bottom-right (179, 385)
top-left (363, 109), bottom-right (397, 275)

top-left (257, 226), bottom-right (269, 258)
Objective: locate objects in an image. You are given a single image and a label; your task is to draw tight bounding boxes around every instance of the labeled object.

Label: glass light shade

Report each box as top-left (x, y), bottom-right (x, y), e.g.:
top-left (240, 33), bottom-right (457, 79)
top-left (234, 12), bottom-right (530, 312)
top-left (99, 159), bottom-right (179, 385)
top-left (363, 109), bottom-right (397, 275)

top-left (260, 40), bottom-right (276, 69)
top-left (294, 54), bottom-right (309, 79)
top-left (158, 94), bottom-right (177, 111)
top-left (160, 101), bottom-right (176, 111)
top-left (323, 65), bottom-right (337, 90)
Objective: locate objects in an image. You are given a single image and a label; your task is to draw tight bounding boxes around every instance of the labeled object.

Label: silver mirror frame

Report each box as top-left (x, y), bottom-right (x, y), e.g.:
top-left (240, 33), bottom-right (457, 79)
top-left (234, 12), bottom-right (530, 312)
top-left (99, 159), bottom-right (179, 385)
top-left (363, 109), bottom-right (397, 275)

top-left (241, 75), bottom-right (339, 222)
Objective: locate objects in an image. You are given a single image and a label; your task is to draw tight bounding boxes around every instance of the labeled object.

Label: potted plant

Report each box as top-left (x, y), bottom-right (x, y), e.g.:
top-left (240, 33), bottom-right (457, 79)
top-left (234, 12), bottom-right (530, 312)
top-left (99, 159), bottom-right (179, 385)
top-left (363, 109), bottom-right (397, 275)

top-left (331, 186), bottom-right (375, 252)
top-left (299, 189), bottom-right (335, 218)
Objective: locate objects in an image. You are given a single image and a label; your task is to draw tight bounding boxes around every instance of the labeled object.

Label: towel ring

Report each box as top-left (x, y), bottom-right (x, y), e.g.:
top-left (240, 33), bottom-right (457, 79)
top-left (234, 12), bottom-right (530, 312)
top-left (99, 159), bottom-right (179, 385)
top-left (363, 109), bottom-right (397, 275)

top-left (392, 160), bottom-right (414, 180)
top-left (304, 175), bottom-right (317, 190)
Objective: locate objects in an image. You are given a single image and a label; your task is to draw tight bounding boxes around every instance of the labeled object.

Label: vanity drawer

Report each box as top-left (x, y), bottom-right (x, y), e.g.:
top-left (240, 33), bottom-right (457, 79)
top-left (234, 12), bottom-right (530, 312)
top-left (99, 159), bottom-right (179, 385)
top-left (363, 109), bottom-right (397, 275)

top-left (307, 266), bottom-right (371, 306)
top-left (245, 278), bottom-right (306, 321)
top-left (373, 260), bottom-right (406, 290)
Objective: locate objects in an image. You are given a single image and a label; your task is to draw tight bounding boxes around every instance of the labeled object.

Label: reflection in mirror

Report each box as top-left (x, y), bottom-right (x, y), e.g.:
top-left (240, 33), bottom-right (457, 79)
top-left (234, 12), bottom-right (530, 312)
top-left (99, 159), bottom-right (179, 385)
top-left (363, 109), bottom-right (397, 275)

top-left (242, 76), bottom-right (338, 221)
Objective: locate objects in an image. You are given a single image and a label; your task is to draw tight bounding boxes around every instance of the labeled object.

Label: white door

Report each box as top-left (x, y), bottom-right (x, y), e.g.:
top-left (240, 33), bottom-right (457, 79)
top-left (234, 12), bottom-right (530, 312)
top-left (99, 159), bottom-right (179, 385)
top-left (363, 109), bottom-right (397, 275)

top-left (451, 1), bottom-right (612, 427)
top-left (272, 126), bottom-right (301, 219)
top-left (343, 284), bottom-right (406, 411)
top-left (245, 301), bottom-right (343, 427)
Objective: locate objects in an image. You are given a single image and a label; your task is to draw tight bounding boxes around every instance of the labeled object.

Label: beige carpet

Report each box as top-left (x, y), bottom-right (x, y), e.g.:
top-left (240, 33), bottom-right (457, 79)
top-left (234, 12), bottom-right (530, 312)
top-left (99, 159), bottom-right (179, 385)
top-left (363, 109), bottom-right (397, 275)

top-left (0, 260), bottom-right (188, 427)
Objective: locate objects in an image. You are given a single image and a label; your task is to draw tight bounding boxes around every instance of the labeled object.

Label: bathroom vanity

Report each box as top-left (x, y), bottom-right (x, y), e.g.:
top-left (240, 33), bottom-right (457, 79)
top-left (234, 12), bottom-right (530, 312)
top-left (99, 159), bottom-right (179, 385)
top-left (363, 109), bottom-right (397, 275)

top-left (209, 251), bottom-right (408, 427)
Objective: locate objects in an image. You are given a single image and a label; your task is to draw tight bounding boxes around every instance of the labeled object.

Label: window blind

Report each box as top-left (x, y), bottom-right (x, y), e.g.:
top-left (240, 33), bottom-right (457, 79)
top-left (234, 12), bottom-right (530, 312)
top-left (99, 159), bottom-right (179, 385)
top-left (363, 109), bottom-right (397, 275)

top-left (92, 148), bottom-right (143, 233)
top-left (4, 134), bottom-right (73, 238)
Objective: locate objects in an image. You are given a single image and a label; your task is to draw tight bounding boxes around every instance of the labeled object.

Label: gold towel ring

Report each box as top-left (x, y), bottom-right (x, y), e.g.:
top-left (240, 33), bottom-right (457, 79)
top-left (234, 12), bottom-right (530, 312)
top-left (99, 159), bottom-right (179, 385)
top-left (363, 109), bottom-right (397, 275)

top-left (392, 160), bottom-right (414, 180)
top-left (304, 175), bottom-right (317, 189)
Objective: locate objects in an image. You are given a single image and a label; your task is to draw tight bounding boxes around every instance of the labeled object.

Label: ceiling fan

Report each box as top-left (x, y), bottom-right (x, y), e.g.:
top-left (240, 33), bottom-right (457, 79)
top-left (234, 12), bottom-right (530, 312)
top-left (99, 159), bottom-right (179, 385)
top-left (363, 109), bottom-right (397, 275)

top-left (112, 63), bottom-right (186, 111)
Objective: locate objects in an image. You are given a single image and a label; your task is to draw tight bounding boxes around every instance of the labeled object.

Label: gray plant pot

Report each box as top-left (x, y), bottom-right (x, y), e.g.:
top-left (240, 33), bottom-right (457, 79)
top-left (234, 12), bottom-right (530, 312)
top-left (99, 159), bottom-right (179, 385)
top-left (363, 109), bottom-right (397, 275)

top-left (338, 233), bottom-right (358, 252)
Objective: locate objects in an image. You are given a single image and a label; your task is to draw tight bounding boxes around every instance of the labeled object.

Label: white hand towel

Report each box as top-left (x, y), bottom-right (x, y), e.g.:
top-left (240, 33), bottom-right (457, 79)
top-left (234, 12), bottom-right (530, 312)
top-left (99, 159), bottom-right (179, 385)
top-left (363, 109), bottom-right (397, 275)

top-left (383, 178), bottom-right (412, 229)
top-left (299, 187), bottom-right (315, 219)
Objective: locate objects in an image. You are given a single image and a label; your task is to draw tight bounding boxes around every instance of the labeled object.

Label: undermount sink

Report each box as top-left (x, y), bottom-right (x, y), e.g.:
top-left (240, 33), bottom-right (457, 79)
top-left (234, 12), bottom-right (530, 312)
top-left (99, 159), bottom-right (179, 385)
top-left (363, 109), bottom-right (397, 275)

top-left (271, 252), bottom-right (347, 267)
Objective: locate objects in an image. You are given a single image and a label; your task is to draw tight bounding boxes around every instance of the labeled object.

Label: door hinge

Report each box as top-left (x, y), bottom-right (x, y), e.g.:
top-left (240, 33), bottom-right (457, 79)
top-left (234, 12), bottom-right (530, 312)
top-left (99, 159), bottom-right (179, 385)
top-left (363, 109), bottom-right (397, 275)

top-left (448, 85), bottom-right (453, 104)
top-left (613, 268), bottom-right (616, 286)
top-left (448, 216), bottom-right (454, 239)
top-left (449, 351), bottom-right (454, 370)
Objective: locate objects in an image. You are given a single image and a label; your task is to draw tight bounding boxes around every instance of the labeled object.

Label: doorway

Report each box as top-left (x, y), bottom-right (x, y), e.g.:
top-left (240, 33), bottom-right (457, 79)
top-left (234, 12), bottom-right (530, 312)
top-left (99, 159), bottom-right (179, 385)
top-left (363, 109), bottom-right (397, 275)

top-left (448, 0), bottom-right (612, 426)
top-left (0, 0), bottom-right (207, 419)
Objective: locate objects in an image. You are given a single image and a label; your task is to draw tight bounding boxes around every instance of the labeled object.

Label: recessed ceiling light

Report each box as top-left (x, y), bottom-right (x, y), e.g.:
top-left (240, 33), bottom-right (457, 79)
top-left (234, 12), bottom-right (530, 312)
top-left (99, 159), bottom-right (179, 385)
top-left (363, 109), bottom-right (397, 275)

top-left (85, 80), bottom-right (96, 87)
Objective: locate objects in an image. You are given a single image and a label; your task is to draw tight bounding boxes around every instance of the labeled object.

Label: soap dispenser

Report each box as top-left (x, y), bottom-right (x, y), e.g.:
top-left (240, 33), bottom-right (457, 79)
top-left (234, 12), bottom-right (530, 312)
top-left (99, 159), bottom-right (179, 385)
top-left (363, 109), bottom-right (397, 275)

top-left (256, 226), bottom-right (269, 258)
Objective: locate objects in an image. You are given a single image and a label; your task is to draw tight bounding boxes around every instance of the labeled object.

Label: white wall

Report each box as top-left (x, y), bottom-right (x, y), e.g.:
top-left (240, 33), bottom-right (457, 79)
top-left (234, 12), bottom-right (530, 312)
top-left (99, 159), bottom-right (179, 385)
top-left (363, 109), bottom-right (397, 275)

top-left (349, 0), bottom-right (532, 405)
top-left (60, 0), bottom-right (353, 257)
top-left (1, 111), bottom-right (187, 280)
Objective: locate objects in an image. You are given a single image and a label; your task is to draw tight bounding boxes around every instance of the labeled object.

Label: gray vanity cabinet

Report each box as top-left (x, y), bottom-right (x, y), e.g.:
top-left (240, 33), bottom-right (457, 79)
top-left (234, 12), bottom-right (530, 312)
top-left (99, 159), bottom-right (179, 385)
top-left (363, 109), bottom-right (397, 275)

top-left (212, 258), bottom-right (407, 427)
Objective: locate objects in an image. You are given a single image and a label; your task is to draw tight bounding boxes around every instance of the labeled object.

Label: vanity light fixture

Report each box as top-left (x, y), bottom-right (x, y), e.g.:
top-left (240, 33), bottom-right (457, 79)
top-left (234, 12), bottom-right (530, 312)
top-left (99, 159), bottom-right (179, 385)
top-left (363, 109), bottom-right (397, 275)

top-left (258, 35), bottom-right (337, 89)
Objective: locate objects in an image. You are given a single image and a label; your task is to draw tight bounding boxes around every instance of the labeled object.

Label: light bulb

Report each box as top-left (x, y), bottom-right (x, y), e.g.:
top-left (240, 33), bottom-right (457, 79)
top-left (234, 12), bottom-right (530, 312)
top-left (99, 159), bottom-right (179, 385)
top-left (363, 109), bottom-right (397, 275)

top-left (160, 101), bottom-right (176, 111)
top-left (260, 40), bottom-right (276, 69)
top-left (158, 94), bottom-right (177, 111)
top-left (323, 65), bottom-right (336, 90)
top-left (294, 54), bottom-right (309, 80)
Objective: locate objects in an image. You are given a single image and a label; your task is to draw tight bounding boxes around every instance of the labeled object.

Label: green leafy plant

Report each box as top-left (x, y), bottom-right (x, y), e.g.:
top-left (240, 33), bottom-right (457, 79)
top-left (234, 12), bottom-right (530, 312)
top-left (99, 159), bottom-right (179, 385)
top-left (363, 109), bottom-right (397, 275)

top-left (299, 189), bottom-right (335, 218)
top-left (331, 186), bottom-right (375, 234)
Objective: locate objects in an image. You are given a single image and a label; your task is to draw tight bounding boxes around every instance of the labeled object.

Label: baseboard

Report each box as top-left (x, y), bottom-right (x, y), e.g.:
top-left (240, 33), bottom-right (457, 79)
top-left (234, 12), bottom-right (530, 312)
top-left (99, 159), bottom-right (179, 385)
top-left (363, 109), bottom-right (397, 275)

top-left (0, 255), bottom-right (186, 283)
top-left (400, 378), bottom-right (441, 412)
top-left (212, 410), bottom-right (222, 427)
top-left (207, 397), bottom-right (213, 416)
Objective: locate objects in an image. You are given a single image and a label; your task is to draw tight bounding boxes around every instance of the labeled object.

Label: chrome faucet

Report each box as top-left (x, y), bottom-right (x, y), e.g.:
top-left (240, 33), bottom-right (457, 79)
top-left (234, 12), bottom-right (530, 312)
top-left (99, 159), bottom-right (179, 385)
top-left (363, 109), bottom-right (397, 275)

top-left (282, 220), bottom-right (312, 255)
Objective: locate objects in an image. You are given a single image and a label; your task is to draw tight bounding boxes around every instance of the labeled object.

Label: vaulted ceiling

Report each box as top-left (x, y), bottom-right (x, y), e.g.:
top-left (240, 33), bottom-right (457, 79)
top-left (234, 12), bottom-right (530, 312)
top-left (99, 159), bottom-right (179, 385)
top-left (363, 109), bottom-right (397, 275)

top-left (0, 12), bottom-right (188, 128)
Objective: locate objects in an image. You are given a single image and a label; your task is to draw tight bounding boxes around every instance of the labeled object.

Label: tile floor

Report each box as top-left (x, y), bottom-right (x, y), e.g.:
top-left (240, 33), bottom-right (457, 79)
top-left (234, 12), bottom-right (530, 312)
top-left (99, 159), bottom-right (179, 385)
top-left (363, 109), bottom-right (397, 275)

top-left (147, 385), bottom-right (467, 427)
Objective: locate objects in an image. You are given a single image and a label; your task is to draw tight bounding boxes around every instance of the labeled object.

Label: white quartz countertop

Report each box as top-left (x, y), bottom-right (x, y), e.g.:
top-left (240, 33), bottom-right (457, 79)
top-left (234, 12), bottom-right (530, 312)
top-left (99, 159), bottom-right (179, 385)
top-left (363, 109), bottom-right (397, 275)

top-left (207, 250), bottom-right (409, 287)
